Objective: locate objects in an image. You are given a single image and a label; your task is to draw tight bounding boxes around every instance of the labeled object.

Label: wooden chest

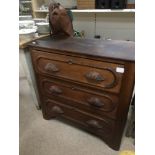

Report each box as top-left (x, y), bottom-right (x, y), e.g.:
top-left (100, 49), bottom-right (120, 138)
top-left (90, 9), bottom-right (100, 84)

top-left (28, 36), bottom-right (135, 150)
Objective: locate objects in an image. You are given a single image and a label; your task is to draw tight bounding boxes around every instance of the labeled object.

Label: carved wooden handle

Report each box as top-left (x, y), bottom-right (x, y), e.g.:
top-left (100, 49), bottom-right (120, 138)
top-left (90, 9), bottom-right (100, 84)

top-left (87, 97), bottom-right (104, 108)
top-left (51, 106), bottom-right (64, 114)
top-left (86, 120), bottom-right (103, 129)
top-left (49, 86), bottom-right (62, 94)
top-left (45, 63), bottom-right (59, 72)
top-left (85, 71), bottom-right (104, 82)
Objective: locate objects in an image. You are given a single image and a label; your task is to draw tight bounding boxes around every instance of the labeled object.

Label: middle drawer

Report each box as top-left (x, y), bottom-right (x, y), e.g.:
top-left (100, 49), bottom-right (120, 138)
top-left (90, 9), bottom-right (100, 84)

top-left (38, 76), bottom-right (119, 119)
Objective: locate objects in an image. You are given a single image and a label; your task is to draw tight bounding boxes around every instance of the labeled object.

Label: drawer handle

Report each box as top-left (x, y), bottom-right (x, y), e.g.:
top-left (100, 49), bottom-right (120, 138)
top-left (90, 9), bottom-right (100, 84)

top-left (85, 71), bottom-right (104, 82)
top-left (44, 63), bottom-right (59, 72)
top-left (86, 120), bottom-right (103, 129)
top-left (87, 97), bottom-right (104, 108)
top-left (49, 86), bottom-right (62, 94)
top-left (51, 106), bottom-right (64, 114)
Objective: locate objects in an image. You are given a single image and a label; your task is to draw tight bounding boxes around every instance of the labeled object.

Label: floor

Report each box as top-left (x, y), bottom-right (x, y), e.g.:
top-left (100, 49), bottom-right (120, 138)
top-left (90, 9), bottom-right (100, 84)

top-left (19, 57), bottom-right (135, 155)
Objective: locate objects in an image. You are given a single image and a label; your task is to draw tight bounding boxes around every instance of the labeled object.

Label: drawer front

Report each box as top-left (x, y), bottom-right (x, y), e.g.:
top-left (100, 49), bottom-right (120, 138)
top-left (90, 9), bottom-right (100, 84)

top-left (39, 76), bottom-right (119, 119)
top-left (31, 50), bottom-right (124, 94)
top-left (43, 98), bottom-right (115, 137)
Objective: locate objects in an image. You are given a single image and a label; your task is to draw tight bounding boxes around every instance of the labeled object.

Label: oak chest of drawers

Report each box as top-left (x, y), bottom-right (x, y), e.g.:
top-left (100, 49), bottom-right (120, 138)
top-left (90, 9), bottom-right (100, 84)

top-left (28, 36), bottom-right (135, 150)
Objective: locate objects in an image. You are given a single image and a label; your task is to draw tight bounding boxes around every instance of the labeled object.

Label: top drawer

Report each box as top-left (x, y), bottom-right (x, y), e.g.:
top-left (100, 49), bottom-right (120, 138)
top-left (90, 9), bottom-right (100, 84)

top-left (31, 50), bottom-right (124, 94)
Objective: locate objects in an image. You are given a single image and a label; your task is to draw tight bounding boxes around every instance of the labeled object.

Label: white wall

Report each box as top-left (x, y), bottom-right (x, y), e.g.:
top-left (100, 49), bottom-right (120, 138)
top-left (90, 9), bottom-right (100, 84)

top-left (45, 0), bottom-right (135, 41)
top-left (73, 12), bottom-right (135, 41)
top-left (72, 13), bottom-right (95, 38)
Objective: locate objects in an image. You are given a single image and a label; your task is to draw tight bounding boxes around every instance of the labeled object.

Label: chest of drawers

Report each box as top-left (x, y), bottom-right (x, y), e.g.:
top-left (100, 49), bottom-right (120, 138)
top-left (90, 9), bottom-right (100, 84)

top-left (28, 36), bottom-right (135, 150)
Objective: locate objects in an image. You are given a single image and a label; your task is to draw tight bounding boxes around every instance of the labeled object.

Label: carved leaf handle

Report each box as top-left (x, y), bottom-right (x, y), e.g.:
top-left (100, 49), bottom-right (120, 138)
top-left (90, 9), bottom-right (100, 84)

top-left (85, 71), bottom-right (104, 82)
top-left (44, 63), bottom-right (59, 72)
top-left (49, 86), bottom-right (62, 94)
top-left (87, 97), bottom-right (104, 108)
top-left (51, 106), bottom-right (64, 114)
top-left (86, 120), bottom-right (103, 129)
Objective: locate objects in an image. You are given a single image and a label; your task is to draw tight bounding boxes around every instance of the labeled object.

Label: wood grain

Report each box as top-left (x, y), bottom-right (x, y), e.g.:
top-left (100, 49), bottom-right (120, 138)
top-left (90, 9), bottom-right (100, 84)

top-left (28, 36), bottom-right (135, 150)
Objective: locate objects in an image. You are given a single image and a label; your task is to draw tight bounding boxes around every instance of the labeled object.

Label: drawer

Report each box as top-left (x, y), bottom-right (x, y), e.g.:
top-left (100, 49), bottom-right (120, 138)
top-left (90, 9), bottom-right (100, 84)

top-left (31, 50), bottom-right (124, 94)
top-left (39, 76), bottom-right (119, 119)
top-left (43, 98), bottom-right (115, 137)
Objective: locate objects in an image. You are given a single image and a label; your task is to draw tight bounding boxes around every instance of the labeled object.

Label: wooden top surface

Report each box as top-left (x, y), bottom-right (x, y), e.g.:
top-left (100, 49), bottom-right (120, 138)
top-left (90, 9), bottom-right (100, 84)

top-left (19, 34), bottom-right (50, 49)
top-left (28, 36), bottom-right (135, 62)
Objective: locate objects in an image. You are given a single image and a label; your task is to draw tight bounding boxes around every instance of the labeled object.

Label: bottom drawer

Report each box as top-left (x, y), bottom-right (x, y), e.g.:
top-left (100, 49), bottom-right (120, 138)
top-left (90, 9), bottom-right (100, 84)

top-left (43, 98), bottom-right (115, 138)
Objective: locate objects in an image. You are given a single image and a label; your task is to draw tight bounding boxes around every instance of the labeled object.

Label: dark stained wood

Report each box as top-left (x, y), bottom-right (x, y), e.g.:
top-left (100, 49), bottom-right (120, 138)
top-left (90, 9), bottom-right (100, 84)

top-left (31, 50), bottom-right (124, 94)
top-left (38, 75), bottom-right (119, 120)
top-left (127, 4), bottom-right (135, 9)
top-left (44, 98), bottom-right (115, 135)
top-left (28, 36), bottom-right (135, 150)
top-left (110, 62), bottom-right (135, 149)
top-left (28, 36), bottom-right (135, 62)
